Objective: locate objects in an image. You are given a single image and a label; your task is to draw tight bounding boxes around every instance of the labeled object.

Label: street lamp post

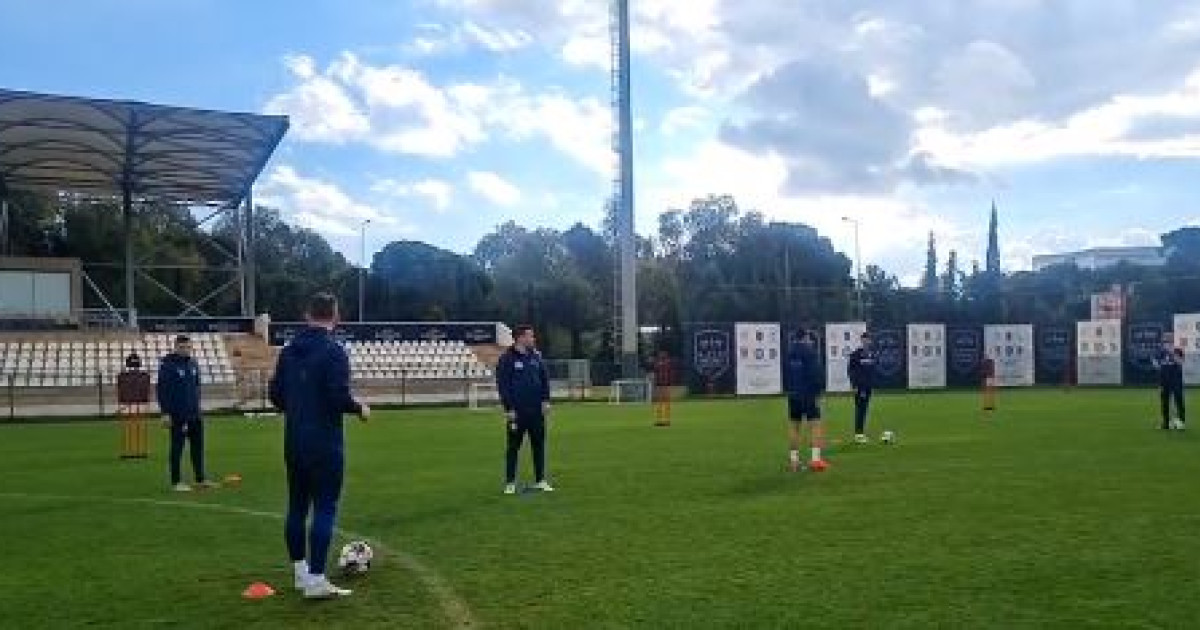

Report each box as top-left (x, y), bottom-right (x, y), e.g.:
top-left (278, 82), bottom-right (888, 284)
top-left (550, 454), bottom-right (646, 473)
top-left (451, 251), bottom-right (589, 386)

top-left (359, 219), bottom-right (371, 322)
top-left (842, 216), bottom-right (864, 320)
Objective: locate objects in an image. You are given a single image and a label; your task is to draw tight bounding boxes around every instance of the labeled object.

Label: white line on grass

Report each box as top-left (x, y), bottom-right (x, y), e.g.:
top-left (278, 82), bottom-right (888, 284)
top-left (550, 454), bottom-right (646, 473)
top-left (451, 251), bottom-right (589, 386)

top-left (0, 492), bottom-right (477, 629)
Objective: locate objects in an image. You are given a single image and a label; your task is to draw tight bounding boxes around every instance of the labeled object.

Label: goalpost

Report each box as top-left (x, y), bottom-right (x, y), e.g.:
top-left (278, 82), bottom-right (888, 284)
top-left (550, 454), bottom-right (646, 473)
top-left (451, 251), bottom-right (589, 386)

top-left (609, 378), bottom-right (652, 404)
top-left (468, 382), bottom-right (500, 411)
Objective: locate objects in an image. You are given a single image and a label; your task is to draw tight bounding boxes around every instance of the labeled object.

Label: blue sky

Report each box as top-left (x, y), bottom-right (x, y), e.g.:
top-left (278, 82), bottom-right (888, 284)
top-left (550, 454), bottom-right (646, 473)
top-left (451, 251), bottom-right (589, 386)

top-left (3, 0), bottom-right (1200, 284)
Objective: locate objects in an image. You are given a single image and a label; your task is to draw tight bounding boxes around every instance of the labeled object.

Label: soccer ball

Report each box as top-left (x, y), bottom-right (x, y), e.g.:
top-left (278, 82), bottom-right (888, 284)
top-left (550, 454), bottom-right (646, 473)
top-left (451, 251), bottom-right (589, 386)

top-left (337, 541), bottom-right (373, 576)
top-left (880, 430), bottom-right (896, 444)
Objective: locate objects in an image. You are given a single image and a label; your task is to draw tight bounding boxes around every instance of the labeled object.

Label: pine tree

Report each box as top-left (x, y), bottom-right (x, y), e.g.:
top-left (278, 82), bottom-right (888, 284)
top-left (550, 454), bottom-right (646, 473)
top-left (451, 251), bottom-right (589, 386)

top-left (943, 249), bottom-right (961, 298)
top-left (986, 201), bottom-right (1001, 276)
top-left (923, 231), bottom-right (939, 294)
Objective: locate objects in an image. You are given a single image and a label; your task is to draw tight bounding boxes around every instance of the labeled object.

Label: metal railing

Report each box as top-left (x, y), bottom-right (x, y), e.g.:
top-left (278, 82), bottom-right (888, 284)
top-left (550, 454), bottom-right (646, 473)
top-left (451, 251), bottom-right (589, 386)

top-left (1, 364), bottom-right (505, 420)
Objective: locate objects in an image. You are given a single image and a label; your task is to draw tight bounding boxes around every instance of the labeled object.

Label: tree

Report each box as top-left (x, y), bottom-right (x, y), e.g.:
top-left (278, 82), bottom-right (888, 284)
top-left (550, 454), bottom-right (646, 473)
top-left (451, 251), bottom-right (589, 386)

top-left (942, 249), bottom-right (962, 299)
top-left (986, 201), bottom-right (1001, 276)
top-left (923, 232), bottom-right (939, 295)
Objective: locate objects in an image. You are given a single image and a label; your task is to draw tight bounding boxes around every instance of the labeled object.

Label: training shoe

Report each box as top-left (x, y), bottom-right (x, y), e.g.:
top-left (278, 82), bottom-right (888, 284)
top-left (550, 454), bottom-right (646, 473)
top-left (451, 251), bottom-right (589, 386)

top-left (503, 483), bottom-right (517, 495)
top-left (854, 434), bottom-right (869, 444)
top-left (534, 480), bottom-right (555, 492)
top-left (809, 459), bottom-right (829, 472)
top-left (294, 573), bottom-right (313, 591)
top-left (172, 482), bottom-right (192, 492)
top-left (303, 576), bottom-right (351, 599)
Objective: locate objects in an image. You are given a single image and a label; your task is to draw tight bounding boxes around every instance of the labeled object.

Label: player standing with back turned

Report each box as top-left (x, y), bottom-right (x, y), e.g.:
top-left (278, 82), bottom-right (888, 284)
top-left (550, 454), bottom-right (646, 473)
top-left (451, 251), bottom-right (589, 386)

top-left (784, 329), bottom-right (828, 472)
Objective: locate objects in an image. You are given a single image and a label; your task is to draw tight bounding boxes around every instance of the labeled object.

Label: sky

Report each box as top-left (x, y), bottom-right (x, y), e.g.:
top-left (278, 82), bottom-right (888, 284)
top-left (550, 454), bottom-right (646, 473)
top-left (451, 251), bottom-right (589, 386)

top-left (3, 0), bottom-right (1200, 285)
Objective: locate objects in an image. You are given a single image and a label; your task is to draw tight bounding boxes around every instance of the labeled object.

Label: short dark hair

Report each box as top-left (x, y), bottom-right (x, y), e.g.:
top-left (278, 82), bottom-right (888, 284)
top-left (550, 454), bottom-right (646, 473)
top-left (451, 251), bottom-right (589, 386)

top-left (861, 331), bottom-right (872, 339)
top-left (175, 335), bottom-right (190, 345)
top-left (513, 324), bottom-right (534, 341)
top-left (307, 292), bottom-right (339, 321)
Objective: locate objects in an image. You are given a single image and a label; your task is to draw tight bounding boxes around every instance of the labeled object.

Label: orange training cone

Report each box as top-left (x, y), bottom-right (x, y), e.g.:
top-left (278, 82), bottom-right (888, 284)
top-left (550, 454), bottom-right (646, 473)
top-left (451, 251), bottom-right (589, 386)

top-left (242, 582), bottom-right (276, 600)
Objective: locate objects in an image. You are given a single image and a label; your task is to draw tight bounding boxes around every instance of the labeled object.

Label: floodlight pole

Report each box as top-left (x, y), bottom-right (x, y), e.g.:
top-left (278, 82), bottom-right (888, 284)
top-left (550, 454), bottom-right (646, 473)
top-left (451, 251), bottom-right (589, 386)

top-left (359, 219), bottom-right (371, 322)
top-left (123, 185), bottom-right (137, 329)
top-left (614, 0), bottom-right (638, 377)
top-left (244, 190), bottom-right (257, 317)
top-left (842, 216), bottom-right (864, 321)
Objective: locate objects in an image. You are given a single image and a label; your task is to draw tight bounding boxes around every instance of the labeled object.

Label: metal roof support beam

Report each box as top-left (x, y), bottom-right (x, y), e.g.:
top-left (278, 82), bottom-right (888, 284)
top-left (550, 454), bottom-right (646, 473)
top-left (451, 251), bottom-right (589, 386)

top-left (122, 185), bottom-right (136, 329)
top-left (243, 189), bottom-right (256, 316)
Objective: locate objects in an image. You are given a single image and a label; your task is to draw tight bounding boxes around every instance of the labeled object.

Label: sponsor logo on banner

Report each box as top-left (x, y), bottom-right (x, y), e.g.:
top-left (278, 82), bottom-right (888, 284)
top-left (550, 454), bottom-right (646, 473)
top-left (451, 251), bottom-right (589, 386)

top-left (907, 324), bottom-right (946, 389)
top-left (986, 325), bottom-right (1035, 386)
top-left (949, 329), bottom-right (982, 377)
top-left (826, 322), bottom-right (866, 392)
top-left (1175, 314), bottom-right (1200, 385)
top-left (694, 329), bottom-right (732, 381)
top-left (1037, 326), bottom-right (1072, 374)
top-left (873, 329), bottom-right (904, 380)
top-left (1127, 323), bottom-right (1166, 373)
top-left (735, 323), bottom-right (781, 395)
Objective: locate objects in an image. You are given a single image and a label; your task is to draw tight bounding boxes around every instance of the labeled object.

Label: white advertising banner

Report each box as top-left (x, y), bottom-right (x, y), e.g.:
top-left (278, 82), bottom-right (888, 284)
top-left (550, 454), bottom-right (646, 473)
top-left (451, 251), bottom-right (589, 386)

top-left (735, 323), bottom-right (782, 395)
top-left (1076, 319), bottom-right (1123, 385)
top-left (907, 324), bottom-right (946, 389)
top-left (825, 322), bottom-right (867, 393)
top-left (984, 325), bottom-right (1035, 387)
top-left (1174, 313), bottom-right (1200, 385)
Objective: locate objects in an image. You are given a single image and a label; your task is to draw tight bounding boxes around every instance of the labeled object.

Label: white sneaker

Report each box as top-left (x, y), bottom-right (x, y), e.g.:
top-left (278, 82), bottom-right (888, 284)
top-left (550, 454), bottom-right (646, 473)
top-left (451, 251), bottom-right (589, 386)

top-left (304, 576), bottom-right (352, 599)
top-left (294, 572), bottom-right (312, 590)
top-left (534, 480), bottom-right (555, 492)
top-left (172, 482), bottom-right (192, 492)
top-left (854, 434), bottom-right (869, 444)
top-left (503, 483), bottom-right (517, 495)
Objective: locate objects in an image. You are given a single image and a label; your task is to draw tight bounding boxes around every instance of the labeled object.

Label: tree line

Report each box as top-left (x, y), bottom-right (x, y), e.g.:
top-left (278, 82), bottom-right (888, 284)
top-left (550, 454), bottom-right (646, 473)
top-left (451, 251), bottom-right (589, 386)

top-left (4, 190), bottom-right (1200, 361)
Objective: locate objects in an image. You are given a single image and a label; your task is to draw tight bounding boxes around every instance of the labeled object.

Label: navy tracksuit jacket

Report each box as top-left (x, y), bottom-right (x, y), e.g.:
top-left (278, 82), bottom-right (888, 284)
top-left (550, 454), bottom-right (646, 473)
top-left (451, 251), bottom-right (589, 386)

top-left (269, 326), bottom-right (362, 575)
top-left (495, 346), bottom-right (551, 483)
top-left (847, 347), bottom-right (878, 434)
top-left (157, 352), bottom-right (205, 484)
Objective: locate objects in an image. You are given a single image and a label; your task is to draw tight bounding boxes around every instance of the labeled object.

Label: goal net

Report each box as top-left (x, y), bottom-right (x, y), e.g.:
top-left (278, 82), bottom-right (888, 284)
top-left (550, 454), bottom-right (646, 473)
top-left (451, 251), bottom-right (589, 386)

top-left (468, 382), bottom-right (500, 411)
top-left (609, 378), bottom-right (652, 404)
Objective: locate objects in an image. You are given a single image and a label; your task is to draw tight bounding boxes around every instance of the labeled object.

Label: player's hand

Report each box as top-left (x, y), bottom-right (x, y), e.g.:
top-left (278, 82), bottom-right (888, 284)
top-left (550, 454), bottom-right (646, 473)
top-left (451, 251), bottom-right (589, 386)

top-left (542, 402), bottom-right (551, 416)
top-left (505, 409), bottom-right (517, 422)
top-left (508, 421), bottom-right (518, 432)
top-left (358, 403), bottom-right (371, 422)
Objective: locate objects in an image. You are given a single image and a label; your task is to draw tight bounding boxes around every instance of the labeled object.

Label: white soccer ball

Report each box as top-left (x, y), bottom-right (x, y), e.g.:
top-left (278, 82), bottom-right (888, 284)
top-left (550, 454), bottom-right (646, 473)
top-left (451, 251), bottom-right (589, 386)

top-left (337, 541), bottom-right (374, 576)
top-left (880, 430), bottom-right (896, 444)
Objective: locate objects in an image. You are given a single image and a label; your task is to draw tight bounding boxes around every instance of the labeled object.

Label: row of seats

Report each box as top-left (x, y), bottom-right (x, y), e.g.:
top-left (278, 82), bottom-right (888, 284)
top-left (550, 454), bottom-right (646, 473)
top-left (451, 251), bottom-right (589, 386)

top-left (0, 333), bottom-right (236, 387)
top-left (342, 340), bottom-right (492, 380)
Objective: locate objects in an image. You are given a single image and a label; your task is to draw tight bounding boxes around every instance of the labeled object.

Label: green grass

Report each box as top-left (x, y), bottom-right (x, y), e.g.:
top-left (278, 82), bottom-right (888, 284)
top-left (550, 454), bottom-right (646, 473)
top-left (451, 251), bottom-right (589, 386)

top-left (1, 389), bottom-right (1198, 629)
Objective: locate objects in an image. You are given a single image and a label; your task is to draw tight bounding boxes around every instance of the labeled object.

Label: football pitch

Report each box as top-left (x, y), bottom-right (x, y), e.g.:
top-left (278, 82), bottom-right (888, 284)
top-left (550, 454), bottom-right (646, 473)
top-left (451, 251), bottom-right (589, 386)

top-left (1, 389), bottom-right (1197, 629)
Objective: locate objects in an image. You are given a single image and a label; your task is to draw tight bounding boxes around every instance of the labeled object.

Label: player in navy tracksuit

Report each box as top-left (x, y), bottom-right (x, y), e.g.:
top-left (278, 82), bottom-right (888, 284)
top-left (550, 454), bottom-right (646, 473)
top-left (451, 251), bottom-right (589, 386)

top-left (1154, 338), bottom-right (1186, 431)
top-left (157, 335), bottom-right (213, 491)
top-left (269, 293), bottom-right (369, 599)
top-left (783, 329), bottom-right (828, 472)
top-left (847, 332), bottom-right (878, 443)
top-left (496, 325), bottom-right (553, 494)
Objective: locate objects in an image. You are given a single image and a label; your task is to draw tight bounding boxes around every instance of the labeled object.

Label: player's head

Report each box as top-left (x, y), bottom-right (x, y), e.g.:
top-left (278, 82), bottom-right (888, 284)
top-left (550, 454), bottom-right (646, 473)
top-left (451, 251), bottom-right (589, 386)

top-left (796, 328), bottom-right (816, 347)
top-left (1173, 347), bottom-right (1185, 360)
top-left (513, 324), bottom-right (536, 349)
top-left (861, 331), bottom-right (872, 347)
top-left (174, 335), bottom-right (192, 357)
top-left (306, 292), bottom-right (341, 328)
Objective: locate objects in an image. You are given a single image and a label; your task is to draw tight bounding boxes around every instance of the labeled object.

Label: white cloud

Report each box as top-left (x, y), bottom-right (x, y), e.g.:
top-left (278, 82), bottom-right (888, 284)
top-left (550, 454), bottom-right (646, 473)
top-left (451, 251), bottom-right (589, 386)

top-left (264, 55), bottom-right (370, 143)
top-left (468, 171), bottom-right (522, 207)
top-left (266, 54), bottom-right (613, 174)
top-left (259, 166), bottom-right (404, 237)
top-left (916, 64), bottom-right (1200, 169)
top-left (372, 178), bottom-right (454, 211)
top-left (660, 106), bottom-right (710, 135)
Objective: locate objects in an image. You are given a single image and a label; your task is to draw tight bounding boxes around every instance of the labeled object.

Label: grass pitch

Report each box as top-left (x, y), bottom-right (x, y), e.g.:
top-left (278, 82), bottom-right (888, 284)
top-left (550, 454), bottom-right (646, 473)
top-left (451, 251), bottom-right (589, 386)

top-left (1, 389), bottom-right (1197, 629)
